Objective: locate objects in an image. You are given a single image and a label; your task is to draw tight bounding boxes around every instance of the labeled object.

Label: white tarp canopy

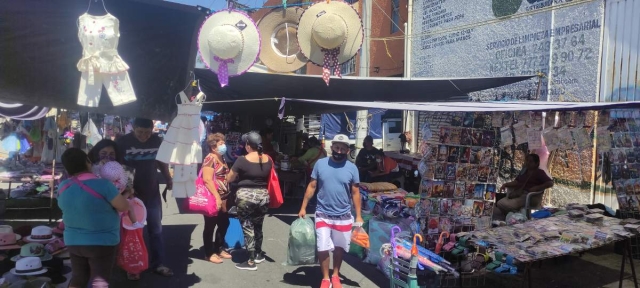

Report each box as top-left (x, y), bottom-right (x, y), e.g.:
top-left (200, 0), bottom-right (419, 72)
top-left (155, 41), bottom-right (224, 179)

top-left (282, 98), bottom-right (640, 112)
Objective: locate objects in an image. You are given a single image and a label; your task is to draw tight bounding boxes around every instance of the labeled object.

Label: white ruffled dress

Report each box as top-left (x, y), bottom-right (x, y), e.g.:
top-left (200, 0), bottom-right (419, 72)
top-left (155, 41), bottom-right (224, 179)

top-left (156, 92), bottom-right (204, 198)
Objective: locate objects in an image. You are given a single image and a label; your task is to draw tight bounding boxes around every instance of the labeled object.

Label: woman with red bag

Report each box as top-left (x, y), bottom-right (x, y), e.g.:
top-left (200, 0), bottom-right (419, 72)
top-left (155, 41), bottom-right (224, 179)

top-left (201, 133), bottom-right (232, 264)
top-left (226, 132), bottom-right (274, 271)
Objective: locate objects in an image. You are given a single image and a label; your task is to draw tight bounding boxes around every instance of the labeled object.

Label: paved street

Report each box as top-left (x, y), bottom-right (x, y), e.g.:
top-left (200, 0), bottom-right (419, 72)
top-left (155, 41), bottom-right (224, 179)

top-left (109, 187), bottom-right (388, 288)
top-left (3, 182), bottom-right (639, 288)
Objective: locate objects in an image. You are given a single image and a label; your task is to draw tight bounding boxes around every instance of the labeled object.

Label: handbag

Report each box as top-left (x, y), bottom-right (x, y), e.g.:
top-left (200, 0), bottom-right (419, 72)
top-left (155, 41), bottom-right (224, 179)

top-left (185, 169), bottom-right (218, 217)
top-left (266, 156), bottom-right (284, 209)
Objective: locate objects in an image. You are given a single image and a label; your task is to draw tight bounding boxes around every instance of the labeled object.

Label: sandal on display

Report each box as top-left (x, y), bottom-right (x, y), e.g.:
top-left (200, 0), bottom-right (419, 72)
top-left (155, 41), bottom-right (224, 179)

top-left (442, 234), bottom-right (457, 252)
top-left (486, 252), bottom-right (505, 271)
top-left (451, 236), bottom-right (471, 256)
top-left (461, 252), bottom-right (489, 273)
top-left (493, 255), bottom-right (517, 274)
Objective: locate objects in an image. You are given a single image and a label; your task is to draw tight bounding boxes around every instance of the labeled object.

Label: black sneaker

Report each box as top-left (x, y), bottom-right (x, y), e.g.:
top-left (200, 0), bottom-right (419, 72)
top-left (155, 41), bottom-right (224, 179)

top-left (254, 253), bottom-right (265, 264)
top-left (235, 261), bottom-right (257, 271)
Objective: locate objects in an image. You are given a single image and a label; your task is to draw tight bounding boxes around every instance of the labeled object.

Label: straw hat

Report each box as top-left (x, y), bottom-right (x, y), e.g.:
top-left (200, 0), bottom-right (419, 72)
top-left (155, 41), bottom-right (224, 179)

top-left (297, 1), bottom-right (363, 74)
top-left (24, 226), bottom-right (57, 243)
top-left (257, 7), bottom-right (307, 72)
top-left (198, 9), bottom-right (261, 87)
top-left (11, 243), bottom-right (53, 262)
top-left (10, 257), bottom-right (48, 276)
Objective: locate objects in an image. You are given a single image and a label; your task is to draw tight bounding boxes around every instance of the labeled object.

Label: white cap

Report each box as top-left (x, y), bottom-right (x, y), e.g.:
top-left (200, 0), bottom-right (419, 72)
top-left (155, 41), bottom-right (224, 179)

top-left (332, 134), bottom-right (350, 146)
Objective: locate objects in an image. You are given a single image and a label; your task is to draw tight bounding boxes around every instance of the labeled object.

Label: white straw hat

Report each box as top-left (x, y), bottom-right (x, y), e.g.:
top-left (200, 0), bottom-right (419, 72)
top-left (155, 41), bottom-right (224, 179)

top-left (257, 7), bottom-right (307, 73)
top-left (25, 226), bottom-right (57, 243)
top-left (198, 9), bottom-right (261, 87)
top-left (297, 0), bottom-right (363, 84)
top-left (10, 257), bottom-right (48, 276)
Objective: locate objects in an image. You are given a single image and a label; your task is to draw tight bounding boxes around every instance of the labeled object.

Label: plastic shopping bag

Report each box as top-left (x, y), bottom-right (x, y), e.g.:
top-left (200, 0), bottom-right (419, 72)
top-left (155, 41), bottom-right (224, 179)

top-left (506, 212), bottom-right (527, 225)
top-left (285, 217), bottom-right (317, 266)
top-left (351, 226), bottom-right (370, 249)
top-left (225, 217), bottom-right (245, 249)
top-left (117, 227), bottom-right (149, 274)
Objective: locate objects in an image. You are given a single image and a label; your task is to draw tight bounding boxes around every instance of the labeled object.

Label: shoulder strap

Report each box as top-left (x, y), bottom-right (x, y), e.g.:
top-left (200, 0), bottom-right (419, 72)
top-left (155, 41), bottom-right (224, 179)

top-left (58, 176), bottom-right (106, 201)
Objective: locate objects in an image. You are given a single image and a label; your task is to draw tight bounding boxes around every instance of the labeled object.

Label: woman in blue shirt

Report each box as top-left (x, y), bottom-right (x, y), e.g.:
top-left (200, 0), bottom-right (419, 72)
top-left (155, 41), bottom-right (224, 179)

top-left (58, 148), bottom-right (130, 288)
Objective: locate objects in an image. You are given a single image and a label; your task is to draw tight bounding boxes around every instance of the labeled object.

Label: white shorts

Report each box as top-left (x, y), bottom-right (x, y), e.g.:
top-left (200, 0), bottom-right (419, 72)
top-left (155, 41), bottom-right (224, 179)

top-left (315, 212), bottom-right (353, 252)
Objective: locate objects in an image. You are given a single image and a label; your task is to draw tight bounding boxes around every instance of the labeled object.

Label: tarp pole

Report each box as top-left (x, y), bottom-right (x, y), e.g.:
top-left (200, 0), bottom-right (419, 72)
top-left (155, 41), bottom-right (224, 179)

top-left (355, 0), bottom-right (372, 154)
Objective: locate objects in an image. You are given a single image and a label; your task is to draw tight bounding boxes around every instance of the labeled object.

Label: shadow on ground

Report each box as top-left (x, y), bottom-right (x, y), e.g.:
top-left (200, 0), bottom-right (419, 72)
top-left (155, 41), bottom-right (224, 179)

top-left (111, 224), bottom-right (200, 288)
top-left (273, 199), bottom-right (387, 288)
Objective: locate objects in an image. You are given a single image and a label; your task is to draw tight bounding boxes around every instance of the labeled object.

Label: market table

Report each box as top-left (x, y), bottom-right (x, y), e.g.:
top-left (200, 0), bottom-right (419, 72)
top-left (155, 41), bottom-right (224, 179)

top-left (385, 152), bottom-right (422, 171)
top-left (466, 215), bottom-right (638, 288)
top-left (0, 172), bottom-right (62, 223)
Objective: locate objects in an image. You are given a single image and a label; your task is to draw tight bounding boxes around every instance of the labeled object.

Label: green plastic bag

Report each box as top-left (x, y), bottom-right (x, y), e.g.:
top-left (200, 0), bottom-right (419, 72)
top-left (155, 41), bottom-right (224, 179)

top-left (285, 216), bottom-right (317, 266)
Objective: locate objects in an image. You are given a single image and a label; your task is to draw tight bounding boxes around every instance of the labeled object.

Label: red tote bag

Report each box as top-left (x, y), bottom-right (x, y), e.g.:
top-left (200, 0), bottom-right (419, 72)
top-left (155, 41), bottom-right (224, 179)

top-left (117, 226), bottom-right (149, 274)
top-left (267, 156), bottom-right (283, 208)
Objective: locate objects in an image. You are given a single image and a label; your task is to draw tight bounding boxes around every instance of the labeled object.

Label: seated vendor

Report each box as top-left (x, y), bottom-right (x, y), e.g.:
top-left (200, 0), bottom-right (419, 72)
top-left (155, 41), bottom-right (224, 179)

top-left (369, 150), bottom-right (401, 183)
top-left (292, 137), bottom-right (326, 176)
top-left (356, 135), bottom-right (379, 182)
top-left (260, 128), bottom-right (278, 159)
top-left (493, 154), bottom-right (554, 221)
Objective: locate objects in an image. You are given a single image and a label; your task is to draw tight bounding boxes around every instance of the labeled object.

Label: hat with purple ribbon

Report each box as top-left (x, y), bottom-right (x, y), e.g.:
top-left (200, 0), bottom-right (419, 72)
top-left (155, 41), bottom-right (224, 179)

top-left (297, 1), bottom-right (363, 85)
top-left (198, 9), bottom-right (261, 87)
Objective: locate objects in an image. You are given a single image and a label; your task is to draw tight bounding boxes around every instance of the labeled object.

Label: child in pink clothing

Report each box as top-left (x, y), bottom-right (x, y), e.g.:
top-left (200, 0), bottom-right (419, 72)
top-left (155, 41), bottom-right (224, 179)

top-left (96, 161), bottom-right (145, 229)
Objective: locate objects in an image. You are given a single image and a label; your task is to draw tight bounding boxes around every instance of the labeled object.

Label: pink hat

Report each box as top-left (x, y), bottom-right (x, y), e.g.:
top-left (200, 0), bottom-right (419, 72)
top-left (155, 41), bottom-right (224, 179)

top-left (0, 226), bottom-right (22, 250)
top-left (122, 198), bottom-right (147, 230)
top-left (51, 222), bottom-right (64, 236)
top-left (100, 161), bottom-right (128, 192)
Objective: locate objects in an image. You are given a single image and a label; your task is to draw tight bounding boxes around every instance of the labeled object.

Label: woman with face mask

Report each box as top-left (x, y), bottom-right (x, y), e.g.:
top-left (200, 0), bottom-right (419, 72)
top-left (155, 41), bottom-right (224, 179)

top-left (89, 139), bottom-right (121, 171)
top-left (201, 133), bottom-right (232, 264)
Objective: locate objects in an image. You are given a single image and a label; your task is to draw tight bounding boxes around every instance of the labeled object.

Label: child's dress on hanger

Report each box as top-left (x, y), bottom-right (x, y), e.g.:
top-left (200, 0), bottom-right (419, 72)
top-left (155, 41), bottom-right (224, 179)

top-left (156, 92), bottom-right (205, 198)
top-left (76, 13), bottom-right (136, 107)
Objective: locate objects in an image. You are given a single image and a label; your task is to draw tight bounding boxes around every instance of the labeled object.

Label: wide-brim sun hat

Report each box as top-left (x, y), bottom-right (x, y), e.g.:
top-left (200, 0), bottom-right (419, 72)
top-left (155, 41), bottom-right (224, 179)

top-left (297, 0), bottom-right (363, 84)
top-left (257, 7), bottom-right (307, 72)
top-left (198, 9), bottom-right (261, 87)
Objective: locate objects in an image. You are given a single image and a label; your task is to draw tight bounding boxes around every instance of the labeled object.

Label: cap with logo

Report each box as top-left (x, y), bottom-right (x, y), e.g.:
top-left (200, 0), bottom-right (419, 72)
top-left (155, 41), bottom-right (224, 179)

top-left (332, 134), bottom-right (350, 146)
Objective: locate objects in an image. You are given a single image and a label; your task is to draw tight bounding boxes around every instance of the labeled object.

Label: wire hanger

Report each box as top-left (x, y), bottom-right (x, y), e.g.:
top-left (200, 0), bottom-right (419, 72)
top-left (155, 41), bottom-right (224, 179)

top-left (85, 0), bottom-right (109, 15)
top-left (175, 72), bottom-right (196, 104)
top-left (196, 81), bottom-right (207, 103)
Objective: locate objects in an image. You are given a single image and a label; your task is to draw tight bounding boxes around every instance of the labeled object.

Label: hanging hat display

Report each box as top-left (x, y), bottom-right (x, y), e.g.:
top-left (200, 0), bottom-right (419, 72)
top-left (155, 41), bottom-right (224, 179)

top-left (297, 0), bottom-right (363, 85)
top-left (257, 7), bottom-right (307, 73)
top-left (198, 9), bottom-right (261, 87)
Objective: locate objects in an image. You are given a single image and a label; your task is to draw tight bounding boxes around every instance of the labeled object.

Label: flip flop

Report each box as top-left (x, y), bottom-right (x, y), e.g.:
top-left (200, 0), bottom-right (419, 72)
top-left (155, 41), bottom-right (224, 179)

top-left (154, 266), bottom-right (174, 277)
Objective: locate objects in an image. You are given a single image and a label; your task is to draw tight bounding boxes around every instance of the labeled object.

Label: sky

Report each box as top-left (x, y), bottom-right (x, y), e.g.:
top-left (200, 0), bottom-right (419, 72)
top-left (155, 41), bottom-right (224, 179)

top-left (165, 0), bottom-right (264, 12)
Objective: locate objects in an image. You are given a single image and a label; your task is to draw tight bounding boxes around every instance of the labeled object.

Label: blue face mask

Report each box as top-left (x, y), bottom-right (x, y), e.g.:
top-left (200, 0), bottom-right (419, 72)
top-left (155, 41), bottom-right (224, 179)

top-left (217, 144), bottom-right (228, 155)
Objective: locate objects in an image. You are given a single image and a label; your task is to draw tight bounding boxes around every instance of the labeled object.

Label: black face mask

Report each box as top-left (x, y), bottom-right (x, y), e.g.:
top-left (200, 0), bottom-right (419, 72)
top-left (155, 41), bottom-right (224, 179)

top-left (332, 150), bottom-right (347, 161)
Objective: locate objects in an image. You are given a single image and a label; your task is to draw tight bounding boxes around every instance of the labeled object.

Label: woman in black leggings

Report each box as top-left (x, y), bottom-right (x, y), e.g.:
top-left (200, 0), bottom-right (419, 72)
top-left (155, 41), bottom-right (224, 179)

top-left (201, 133), bottom-right (232, 263)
